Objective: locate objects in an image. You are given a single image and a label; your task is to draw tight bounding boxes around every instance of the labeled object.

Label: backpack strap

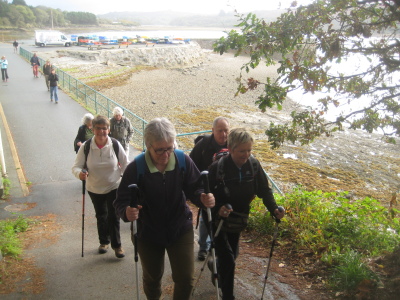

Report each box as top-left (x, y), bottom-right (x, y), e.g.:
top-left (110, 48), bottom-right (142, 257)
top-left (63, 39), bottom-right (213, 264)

top-left (249, 155), bottom-right (259, 191)
top-left (248, 155), bottom-right (258, 176)
top-left (110, 137), bottom-right (120, 160)
top-left (135, 152), bottom-right (146, 183)
top-left (216, 155), bottom-right (226, 181)
top-left (174, 149), bottom-right (186, 174)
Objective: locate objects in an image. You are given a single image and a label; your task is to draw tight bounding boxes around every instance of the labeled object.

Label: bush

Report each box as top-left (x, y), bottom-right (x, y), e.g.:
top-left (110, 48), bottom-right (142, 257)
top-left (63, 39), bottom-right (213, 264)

top-left (248, 187), bottom-right (400, 292)
top-left (270, 188), bottom-right (400, 256)
top-left (0, 215), bottom-right (31, 257)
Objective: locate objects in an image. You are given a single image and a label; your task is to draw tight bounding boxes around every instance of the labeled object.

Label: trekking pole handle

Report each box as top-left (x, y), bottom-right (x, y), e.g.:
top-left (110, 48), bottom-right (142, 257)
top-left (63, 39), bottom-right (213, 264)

top-left (224, 203), bottom-right (233, 211)
top-left (128, 184), bottom-right (139, 208)
top-left (274, 206), bottom-right (285, 224)
top-left (200, 170), bottom-right (210, 194)
top-left (200, 171), bottom-right (211, 221)
top-left (81, 169), bottom-right (87, 192)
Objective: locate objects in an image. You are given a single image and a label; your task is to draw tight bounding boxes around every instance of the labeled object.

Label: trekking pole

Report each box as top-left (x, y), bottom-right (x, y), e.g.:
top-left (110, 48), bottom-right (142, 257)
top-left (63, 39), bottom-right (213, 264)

top-left (81, 169), bottom-right (87, 258)
top-left (214, 203), bottom-right (232, 238)
top-left (260, 206), bottom-right (285, 300)
top-left (192, 204), bottom-right (231, 298)
top-left (201, 170), bottom-right (220, 300)
top-left (128, 184), bottom-right (140, 300)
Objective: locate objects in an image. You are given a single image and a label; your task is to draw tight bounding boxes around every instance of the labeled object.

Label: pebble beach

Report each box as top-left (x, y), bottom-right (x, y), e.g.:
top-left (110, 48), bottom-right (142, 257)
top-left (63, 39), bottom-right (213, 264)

top-left (39, 45), bottom-right (400, 199)
top-left (40, 46), bottom-right (298, 131)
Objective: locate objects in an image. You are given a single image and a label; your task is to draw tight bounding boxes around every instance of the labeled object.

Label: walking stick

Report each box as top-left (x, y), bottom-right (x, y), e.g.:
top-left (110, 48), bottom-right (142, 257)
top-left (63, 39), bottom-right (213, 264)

top-left (81, 169), bottom-right (87, 258)
top-left (260, 206), bottom-right (285, 300)
top-left (214, 204), bottom-right (232, 238)
top-left (192, 204), bottom-right (232, 298)
top-left (128, 184), bottom-right (140, 300)
top-left (200, 171), bottom-right (220, 300)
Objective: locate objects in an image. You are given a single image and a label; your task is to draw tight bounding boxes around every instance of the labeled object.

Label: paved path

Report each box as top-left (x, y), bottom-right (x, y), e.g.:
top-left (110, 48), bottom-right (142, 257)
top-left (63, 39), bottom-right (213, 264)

top-left (0, 41), bottom-right (220, 300)
top-left (0, 41), bottom-right (300, 300)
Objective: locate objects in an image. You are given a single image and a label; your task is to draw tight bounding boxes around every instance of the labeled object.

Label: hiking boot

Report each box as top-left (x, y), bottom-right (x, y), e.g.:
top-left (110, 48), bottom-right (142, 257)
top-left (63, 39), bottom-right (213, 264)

top-left (113, 247), bottom-right (125, 258)
top-left (98, 244), bottom-right (109, 254)
top-left (198, 249), bottom-right (207, 261)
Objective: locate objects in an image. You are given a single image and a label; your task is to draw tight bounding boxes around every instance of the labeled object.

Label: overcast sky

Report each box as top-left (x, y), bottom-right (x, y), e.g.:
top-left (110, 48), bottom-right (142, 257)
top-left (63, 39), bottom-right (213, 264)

top-left (24, 0), bottom-right (313, 15)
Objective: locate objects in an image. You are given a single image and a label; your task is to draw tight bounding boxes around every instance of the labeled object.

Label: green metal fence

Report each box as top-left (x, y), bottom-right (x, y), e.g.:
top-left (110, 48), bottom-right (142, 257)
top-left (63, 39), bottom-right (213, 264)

top-left (19, 48), bottom-right (283, 195)
top-left (20, 47), bottom-right (148, 150)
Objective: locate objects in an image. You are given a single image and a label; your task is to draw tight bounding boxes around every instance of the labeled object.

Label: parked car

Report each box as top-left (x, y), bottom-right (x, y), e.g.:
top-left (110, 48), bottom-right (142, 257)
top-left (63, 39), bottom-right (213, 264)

top-left (35, 30), bottom-right (71, 47)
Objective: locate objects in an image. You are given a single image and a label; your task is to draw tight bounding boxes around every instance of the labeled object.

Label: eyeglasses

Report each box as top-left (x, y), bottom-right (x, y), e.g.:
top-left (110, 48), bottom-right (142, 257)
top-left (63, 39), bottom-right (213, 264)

top-left (151, 145), bottom-right (175, 155)
top-left (94, 126), bottom-right (109, 131)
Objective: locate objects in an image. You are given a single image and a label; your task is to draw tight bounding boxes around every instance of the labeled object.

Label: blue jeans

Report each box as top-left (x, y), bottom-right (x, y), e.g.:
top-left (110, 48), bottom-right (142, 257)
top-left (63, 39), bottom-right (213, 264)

top-left (50, 86), bottom-right (58, 102)
top-left (1, 68), bottom-right (8, 81)
top-left (198, 210), bottom-right (210, 251)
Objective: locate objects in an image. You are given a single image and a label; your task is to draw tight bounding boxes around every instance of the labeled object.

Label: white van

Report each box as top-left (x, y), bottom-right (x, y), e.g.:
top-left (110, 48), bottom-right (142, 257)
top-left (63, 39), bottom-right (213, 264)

top-left (35, 30), bottom-right (72, 47)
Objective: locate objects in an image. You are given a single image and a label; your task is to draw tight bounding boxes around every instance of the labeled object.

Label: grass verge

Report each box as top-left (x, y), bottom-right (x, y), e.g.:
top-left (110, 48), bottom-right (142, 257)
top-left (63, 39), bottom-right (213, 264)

top-left (248, 187), bottom-right (400, 297)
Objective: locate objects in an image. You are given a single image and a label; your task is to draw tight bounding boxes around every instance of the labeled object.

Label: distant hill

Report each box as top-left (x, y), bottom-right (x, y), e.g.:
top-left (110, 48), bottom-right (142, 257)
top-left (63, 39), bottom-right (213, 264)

top-left (97, 10), bottom-right (285, 27)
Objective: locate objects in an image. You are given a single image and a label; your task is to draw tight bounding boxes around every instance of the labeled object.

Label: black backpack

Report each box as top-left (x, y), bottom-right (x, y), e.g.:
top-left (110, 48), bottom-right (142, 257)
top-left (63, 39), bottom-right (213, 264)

top-left (83, 137), bottom-right (120, 170)
top-left (194, 134), bottom-right (212, 147)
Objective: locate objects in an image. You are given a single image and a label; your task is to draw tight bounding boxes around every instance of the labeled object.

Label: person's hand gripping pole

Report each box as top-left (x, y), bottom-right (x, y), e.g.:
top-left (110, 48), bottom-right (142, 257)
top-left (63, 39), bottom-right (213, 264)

top-left (81, 169), bottom-right (87, 257)
top-left (214, 203), bottom-right (233, 238)
top-left (201, 170), bottom-right (220, 300)
top-left (261, 206), bottom-right (285, 300)
top-left (128, 184), bottom-right (140, 300)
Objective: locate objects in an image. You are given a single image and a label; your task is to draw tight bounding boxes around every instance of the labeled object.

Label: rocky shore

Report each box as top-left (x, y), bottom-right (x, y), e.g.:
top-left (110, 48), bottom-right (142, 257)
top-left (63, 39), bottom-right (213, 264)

top-left (39, 46), bottom-right (400, 204)
top-left (43, 45), bottom-right (301, 129)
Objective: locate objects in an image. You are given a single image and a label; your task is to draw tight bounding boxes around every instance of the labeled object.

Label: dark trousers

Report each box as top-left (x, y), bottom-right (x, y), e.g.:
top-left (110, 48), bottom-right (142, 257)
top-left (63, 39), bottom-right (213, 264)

top-left (136, 229), bottom-right (195, 300)
top-left (214, 230), bottom-right (240, 300)
top-left (1, 68), bottom-right (8, 81)
top-left (88, 189), bottom-right (121, 249)
top-left (44, 74), bottom-right (50, 90)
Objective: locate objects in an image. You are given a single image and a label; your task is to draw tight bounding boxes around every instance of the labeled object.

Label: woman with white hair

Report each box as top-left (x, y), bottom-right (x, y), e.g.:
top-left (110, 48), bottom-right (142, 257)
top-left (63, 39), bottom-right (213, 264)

top-left (207, 128), bottom-right (285, 300)
top-left (109, 107), bottom-right (133, 156)
top-left (114, 118), bottom-right (215, 299)
top-left (74, 113), bottom-right (94, 153)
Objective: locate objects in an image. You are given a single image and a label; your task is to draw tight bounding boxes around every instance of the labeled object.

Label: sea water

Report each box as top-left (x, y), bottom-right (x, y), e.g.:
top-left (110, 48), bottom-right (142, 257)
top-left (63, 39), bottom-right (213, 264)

top-left (68, 29), bottom-right (229, 41)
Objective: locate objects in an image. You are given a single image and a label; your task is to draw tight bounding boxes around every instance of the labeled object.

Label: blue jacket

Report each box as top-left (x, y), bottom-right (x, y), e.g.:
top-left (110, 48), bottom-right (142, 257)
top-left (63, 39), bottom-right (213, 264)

top-left (0, 59), bottom-right (7, 69)
top-left (30, 56), bottom-right (40, 66)
top-left (114, 151), bottom-right (204, 246)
